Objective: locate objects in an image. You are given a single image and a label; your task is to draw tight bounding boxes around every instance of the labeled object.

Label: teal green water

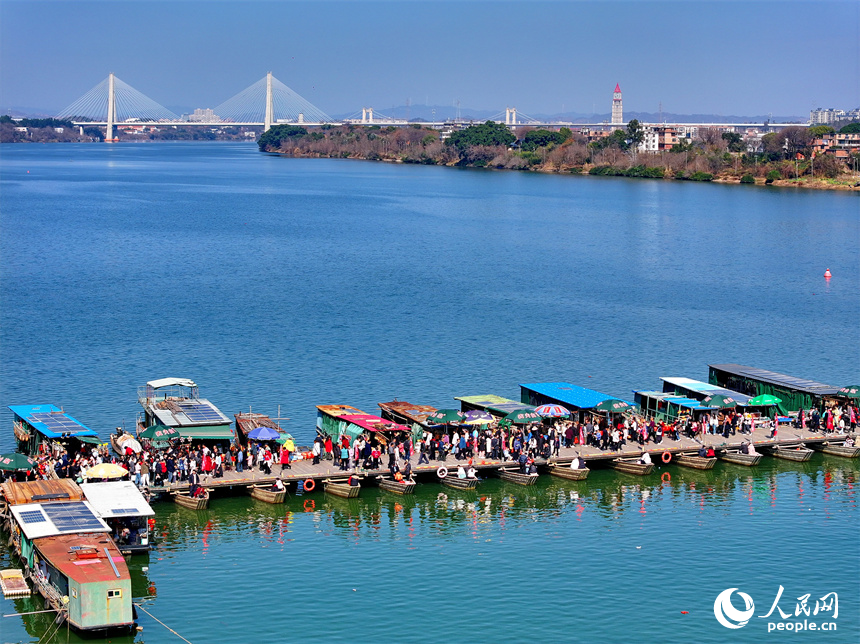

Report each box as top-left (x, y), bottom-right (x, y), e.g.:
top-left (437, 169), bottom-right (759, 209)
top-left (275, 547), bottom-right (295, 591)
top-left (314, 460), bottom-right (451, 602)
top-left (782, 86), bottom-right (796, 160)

top-left (0, 143), bottom-right (858, 643)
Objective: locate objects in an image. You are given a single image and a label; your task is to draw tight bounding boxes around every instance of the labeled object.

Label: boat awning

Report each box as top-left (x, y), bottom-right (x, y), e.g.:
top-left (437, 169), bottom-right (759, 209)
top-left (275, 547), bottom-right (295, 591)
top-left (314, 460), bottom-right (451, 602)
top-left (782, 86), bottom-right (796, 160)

top-left (454, 395), bottom-right (536, 416)
top-left (660, 377), bottom-right (752, 405)
top-left (708, 364), bottom-right (839, 396)
top-left (519, 383), bottom-right (629, 410)
top-left (8, 405), bottom-right (98, 439)
top-left (80, 481), bottom-right (155, 518)
top-left (146, 377), bottom-right (197, 389)
top-left (634, 391), bottom-right (715, 411)
top-left (173, 425), bottom-right (235, 441)
top-left (10, 501), bottom-right (110, 540)
top-left (339, 414), bottom-right (409, 433)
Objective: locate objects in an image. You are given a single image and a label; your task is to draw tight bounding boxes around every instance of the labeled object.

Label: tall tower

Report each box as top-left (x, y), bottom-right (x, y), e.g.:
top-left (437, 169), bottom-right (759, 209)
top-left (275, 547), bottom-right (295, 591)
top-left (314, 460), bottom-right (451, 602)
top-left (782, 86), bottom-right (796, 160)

top-left (264, 72), bottom-right (274, 132)
top-left (106, 72), bottom-right (116, 141)
top-left (611, 83), bottom-right (623, 125)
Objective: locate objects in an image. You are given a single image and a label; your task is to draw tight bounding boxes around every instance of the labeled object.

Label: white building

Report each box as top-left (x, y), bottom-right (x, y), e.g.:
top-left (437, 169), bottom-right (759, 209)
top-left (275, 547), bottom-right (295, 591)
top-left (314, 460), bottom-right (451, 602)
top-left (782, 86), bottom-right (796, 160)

top-left (611, 84), bottom-right (623, 125)
top-left (809, 108), bottom-right (846, 125)
top-left (188, 108), bottom-right (220, 122)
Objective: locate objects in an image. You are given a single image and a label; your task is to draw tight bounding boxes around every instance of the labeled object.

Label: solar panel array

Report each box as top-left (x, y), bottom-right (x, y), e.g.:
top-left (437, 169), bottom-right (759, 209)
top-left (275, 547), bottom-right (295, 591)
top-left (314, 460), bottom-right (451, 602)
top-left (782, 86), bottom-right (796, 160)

top-left (110, 508), bottom-right (138, 515)
top-left (177, 402), bottom-right (224, 423)
top-left (42, 502), bottom-right (104, 533)
top-left (28, 412), bottom-right (84, 433)
top-left (19, 510), bottom-right (47, 524)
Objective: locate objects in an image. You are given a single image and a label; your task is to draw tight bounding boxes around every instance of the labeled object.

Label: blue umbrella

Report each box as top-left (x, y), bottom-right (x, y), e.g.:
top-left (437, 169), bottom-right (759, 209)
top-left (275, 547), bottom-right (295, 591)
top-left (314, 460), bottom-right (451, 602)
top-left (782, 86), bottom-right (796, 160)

top-left (248, 426), bottom-right (280, 441)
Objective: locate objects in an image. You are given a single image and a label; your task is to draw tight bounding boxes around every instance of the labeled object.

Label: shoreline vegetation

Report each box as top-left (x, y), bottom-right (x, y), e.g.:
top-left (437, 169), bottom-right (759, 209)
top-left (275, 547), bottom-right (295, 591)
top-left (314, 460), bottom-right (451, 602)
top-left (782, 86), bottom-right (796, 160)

top-left (258, 120), bottom-right (860, 191)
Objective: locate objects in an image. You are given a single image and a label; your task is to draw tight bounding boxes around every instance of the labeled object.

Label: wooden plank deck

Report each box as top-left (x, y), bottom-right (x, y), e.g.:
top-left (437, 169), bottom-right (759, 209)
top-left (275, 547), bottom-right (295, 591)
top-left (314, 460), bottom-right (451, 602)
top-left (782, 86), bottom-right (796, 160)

top-left (148, 424), bottom-right (845, 499)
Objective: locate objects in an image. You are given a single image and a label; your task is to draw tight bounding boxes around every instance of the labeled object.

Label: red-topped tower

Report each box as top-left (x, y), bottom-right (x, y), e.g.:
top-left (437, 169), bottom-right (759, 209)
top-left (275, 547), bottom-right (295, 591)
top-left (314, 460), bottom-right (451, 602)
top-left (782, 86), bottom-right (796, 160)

top-left (611, 83), bottom-right (623, 125)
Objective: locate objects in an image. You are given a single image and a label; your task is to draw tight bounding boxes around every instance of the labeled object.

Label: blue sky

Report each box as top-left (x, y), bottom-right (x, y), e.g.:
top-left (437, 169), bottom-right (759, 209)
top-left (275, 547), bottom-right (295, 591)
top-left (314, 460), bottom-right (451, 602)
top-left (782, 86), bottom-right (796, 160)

top-left (1, 0), bottom-right (858, 117)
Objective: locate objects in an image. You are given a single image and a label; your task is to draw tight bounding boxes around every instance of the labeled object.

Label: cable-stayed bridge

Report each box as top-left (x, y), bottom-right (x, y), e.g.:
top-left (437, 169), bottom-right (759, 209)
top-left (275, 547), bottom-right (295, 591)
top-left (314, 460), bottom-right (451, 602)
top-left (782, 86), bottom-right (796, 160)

top-left (58, 73), bottom-right (334, 139)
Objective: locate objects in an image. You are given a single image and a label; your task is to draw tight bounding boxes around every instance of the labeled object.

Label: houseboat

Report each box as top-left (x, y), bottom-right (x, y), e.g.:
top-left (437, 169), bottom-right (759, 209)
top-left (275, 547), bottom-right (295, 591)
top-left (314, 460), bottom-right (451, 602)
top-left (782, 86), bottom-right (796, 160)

top-left (454, 394), bottom-right (537, 419)
top-left (378, 400), bottom-right (438, 430)
top-left (0, 480), bottom-right (134, 634)
top-left (138, 378), bottom-right (234, 445)
top-left (234, 411), bottom-right (284, 447)
top-left (316, 405), bottom-right (410, 446)
top-left (80, 481), bottom-right (155, 555)
top-left (9, 404), bottom-right (101, 459)
top-left (708, 364), bottom-right (840, 413)
top-left (519, 382), bottom-right (626, 421)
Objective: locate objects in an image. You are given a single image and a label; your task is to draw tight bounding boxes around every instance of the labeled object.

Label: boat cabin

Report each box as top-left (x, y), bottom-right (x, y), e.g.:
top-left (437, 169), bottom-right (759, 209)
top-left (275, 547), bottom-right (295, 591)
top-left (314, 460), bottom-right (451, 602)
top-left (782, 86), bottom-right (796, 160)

top-left (633, 390), bottom-right (718, 422)
top-left (138, 378), bottom-right (234, 445)
top-left (9, 404), bottom-right (100, 459)
top-left (80, 481), bottom-right (155, 554)
top-left (378, 400), bottom-right (437, 429)
top-left (708, 364), bottom-right (840, 412)
top-left (659, 377), bottom-right (752, 405)
top-left (316, 405), bottom-right (409, 445)
top-left (519, 382), bottom-right (630, 421)
top-left (1, 480), bottom-right (134, 633)
top-left (234, 411), bottom-right (283, 447)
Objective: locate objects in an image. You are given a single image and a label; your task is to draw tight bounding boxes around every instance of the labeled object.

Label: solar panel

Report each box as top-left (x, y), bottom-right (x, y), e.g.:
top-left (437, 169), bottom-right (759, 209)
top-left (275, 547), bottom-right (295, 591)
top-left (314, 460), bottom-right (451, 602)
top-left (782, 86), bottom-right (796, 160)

top-left (110, 508), bottom-right (138, 515)
top-left (177, 402), bottom-right (224, 422)
top-left (28, 412), bottom-right (84, 433)
top-left (42, 502), bottom-right (104, 533)
top-left (19, 510), bottom-right (46, 524)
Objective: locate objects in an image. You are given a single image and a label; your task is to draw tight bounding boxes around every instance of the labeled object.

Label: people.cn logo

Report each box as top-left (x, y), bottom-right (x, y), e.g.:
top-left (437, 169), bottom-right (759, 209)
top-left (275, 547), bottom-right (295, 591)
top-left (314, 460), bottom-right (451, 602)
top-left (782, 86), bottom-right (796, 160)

top-left (714, 588), bottom-right (756, 629)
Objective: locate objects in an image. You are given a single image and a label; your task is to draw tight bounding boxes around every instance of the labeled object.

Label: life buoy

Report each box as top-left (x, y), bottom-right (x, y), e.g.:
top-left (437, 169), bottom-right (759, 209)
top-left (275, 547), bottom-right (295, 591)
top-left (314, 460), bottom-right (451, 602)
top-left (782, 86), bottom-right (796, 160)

top-left (662, 472), bottom-right (671, 482)
top-left (303, 499), bottom-right (315, 511)
top-left (437, 466), bottom-right (448, 479)
top-left (661, 451), bottom-right (672, 463)
top-left (303, 478), bottom-right (315, 492)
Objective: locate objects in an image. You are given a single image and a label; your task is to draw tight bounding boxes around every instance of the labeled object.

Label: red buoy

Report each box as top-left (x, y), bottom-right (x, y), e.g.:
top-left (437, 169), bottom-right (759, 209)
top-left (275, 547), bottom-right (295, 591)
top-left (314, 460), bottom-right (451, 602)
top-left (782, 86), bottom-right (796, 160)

top-left (824, 268), bottom-right (832, 279)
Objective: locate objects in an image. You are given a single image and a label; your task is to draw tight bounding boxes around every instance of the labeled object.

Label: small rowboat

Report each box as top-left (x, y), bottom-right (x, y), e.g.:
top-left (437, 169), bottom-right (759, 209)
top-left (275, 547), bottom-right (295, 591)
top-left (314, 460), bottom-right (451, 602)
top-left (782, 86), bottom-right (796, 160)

top-left (548, 465), bottom-right (590, 481)
top-left (249, 484), bottom-right (287, 504)
top-left (718, 450), bottom-right (762, 466)
top-left (0, 569), bottom-right (31, 598)
top-left (173, 489), bottom-right (209, 509)
top-left (498, 469), bottom-right (539, 486)
top-left (762, 444), bottom-right (814, 462)
top-left (325, 480), bottom-right (361, 498)
top-left (674, 455), bottom-right (717, 470)
top-left (378, 478), bottom-right (416, 495)
top-left (611, 458), bottom-right (655, 476)
top-left (808, 441), bottom-right (860, 458)
top-left (440, 476), bottom-right (479, 490)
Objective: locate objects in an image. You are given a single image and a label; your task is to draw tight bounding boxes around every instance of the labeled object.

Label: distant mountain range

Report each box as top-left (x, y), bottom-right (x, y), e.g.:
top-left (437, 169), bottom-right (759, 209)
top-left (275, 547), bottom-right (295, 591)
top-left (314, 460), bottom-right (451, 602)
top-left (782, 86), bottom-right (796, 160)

top-left (332, 104), bottom-right (806, 124)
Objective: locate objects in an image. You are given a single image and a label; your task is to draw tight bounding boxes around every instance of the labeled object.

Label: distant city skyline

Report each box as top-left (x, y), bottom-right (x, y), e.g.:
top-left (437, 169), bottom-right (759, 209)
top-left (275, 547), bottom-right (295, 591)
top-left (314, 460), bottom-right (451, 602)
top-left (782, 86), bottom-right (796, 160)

top-left (1, 1), bottom-right (857, 119)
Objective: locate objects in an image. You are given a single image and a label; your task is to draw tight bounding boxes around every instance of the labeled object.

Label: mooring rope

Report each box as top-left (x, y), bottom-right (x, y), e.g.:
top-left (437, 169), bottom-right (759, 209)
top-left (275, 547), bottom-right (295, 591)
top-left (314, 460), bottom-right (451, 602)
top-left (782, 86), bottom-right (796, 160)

top-left (134, 603), bottom-right (195, 644)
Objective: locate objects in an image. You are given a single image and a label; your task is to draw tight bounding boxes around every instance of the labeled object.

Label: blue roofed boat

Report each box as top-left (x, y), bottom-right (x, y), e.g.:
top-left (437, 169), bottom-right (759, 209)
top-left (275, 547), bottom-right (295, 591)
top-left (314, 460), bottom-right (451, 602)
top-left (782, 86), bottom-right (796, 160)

top-left (9, 404), bottom-right (101, 457)
top-left (632, 391), bottom-right (717, 422)
top-left (659, 377), bottom-right (753, 405)
top-left (519, 382), bottom-right (632, 420)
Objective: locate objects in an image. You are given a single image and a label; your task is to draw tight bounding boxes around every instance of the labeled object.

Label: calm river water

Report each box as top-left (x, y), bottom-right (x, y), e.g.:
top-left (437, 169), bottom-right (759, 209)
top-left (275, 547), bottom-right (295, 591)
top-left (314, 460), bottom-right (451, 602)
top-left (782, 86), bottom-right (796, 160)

top-left (0, 143), bottom-right (857, 643)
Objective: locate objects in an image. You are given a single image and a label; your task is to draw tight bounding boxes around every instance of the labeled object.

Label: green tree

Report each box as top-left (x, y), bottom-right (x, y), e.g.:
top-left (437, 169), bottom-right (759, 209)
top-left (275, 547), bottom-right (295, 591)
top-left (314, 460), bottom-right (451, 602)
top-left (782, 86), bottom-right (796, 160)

top-left (521, 128), bottom-right (565, 151)
top-left (626, 119), bottom-right (644, 149)
top-left (257, 124), bottom-right (308, 150)
top-left (839, 122), bottom-right (860, 134)
top-left (808, 125), bottom-right (835, 137)
top-left (446, 121), bottom-right (515, 152)
top-left (721, 132), bottom-right (746, 153)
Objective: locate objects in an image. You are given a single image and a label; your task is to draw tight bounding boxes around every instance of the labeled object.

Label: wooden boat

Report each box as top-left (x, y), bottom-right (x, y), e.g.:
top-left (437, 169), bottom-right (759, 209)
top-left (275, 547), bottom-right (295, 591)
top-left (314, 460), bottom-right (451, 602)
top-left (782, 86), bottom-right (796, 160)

top-left (497, 469), bottom-right (539, 486)
top-left (378, 478), bottom-right (416, 495)
top-left (440, 476), bottom-right (479, 490)
top-left (718, 450), bottom-right (762, 466)
top-left (610, 458), bottom-right (655, 476)
top-left (249, 484), bottom-right (286, 504)
top-left (325, 480), bottom-right (361, 498)
top-left (674, 455), bottom-right (717, 470)
top-left (762, 444), bottom-right (813, 462)
top-left (808, 441), bottom-right (860, 458)
top-left (172, 489), bottom-right (209, 509)
top-left (548, 465), bottom-right (590, 481)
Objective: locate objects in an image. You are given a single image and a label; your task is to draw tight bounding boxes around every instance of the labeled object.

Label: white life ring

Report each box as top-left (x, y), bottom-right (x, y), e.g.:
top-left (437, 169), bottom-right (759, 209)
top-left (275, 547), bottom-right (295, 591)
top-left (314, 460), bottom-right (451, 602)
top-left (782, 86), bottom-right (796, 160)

top-left (436, 466), bottom-right (448, 479)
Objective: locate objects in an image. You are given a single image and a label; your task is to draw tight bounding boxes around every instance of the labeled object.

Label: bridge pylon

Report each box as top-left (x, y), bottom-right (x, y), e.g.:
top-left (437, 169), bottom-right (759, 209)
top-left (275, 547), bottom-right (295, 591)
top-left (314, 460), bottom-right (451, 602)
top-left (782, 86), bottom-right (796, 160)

top-left (106, 72), bottom-right (116, 141)
top-left (264, 72), bottom-right (274, 132)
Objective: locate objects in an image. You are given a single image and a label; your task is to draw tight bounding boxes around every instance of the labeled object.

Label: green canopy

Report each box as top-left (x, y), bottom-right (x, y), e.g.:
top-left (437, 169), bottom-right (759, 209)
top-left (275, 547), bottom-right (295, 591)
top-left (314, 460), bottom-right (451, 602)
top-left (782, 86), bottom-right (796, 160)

top-left (837, 385), bottom-right (860, 400)
top-left (0, 452), bottom-right (36, 471)
top-left (747, 394), bottom-right (782, 406)
top-left (78, 435), bottom-right (103, 444)
top-left (139, 424), bottom-right (181, 441)
top-left (503, 409), bottom-right (542, 425)
top-left (594, 399), bottom-right (632, 413)
top-left (426, 409), bottom-right (465, 425)
top-left (275, 433), bottom-right (295, 445)
top-left (702, 394), bottom-right (738, 409)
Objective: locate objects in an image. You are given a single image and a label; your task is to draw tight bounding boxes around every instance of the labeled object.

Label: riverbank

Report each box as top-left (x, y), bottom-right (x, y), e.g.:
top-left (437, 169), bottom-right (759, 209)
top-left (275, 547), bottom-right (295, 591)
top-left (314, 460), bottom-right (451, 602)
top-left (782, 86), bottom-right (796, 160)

top-left (259, 122), bottom-right (860, 191)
